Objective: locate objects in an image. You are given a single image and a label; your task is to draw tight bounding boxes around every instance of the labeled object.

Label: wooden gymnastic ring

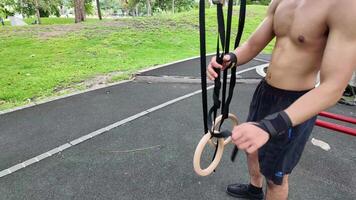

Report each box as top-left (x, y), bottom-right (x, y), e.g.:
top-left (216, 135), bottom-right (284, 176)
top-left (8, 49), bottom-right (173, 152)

top-left (208, 113), bottom-right (239, 146)
top-left (193, 131), bottom-right (225, 176)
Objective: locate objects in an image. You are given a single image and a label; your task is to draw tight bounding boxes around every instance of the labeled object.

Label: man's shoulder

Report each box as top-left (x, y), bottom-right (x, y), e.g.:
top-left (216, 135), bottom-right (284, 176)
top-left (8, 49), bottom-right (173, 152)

top-left (267, 0), bottom-right (283, 15)
top-left (326, 0), bottom-right (356, 34)
top-left (327, 0), bottom-right (356, 22)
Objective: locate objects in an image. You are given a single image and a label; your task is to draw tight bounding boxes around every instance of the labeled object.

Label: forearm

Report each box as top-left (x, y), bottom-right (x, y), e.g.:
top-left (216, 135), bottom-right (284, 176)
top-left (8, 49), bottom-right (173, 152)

top-left (234, 41), bottom-right (264, 66)
top-left (284, 83), bottom-right (344, 126)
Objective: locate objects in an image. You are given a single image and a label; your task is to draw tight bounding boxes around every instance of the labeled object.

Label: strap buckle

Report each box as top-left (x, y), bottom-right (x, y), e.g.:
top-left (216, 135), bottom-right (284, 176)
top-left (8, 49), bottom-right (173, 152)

top-left (212, 0), bottom-right (225, 5)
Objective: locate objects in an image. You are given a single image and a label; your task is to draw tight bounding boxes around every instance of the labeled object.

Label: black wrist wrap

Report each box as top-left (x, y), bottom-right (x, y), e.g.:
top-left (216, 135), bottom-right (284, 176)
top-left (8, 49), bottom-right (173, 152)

top-left (256, 111), bottom-right (293, 138)
top-left (227, 52), bottom-right (237, 68)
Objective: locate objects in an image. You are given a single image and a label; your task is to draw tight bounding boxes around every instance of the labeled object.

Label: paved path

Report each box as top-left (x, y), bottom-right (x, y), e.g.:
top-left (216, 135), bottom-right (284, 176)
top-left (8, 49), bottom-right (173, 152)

top-left (0, 54), bottom-right (355, 200)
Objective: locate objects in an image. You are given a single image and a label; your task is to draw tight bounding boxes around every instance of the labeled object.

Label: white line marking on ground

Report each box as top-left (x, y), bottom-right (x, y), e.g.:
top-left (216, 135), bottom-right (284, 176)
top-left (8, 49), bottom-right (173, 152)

top-left (0, 89), bottom-right (203, 178)
top-left (253, 57), bottom-right (270, 63)
top-left (0, 55), bottom-right (207, 116)
top-left (0, 55), bottom-right (269, 116)
top-left (0, 63), bottom-right (268, 178)
top-left (255, 64), bottom-right (269, 77)
top-left (311, 138), bottom-right (331, 151)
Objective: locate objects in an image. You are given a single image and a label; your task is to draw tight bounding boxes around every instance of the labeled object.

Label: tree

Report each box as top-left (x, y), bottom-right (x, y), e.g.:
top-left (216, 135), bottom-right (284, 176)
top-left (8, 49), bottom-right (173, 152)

top-left (13, 0), bottom-right (62, 20)
top-left (154, 0), bottom-right (193, 13)
top-left (33, 0), bottom-right (41, 24)
top-left (127, 0), bottom-right (140, 16)
top-left (0, 3), bottom-right (6, 25)
top-left (74, 0), bottom-right (85, 22)
top-left (84, 0), bottom-right (94, 14)
top-left (100, 0), bottom-right (120, 11)
top-left (0, 0), bottom-right (15, 18)
top-left (174, 0), bottom-right (194, 12)
top-left (0, 4), bottom-right (7, 19)
top-left (146, 0), bottom-right (151, 16)
top-left (120, 0), bottom-right (138, 16)
top-left (95, 0), bottom-right (102, 19)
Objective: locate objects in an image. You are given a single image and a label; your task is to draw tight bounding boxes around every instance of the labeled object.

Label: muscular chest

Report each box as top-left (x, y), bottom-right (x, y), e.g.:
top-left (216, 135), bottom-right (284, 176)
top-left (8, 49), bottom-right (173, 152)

top-left (273, 0), bottom-right (329, 44)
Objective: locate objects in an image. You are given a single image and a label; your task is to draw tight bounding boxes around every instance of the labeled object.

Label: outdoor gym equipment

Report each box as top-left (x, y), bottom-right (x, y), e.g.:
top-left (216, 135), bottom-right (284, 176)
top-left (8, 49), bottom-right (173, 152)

top-left (193, 0), bottom-right (246, 176)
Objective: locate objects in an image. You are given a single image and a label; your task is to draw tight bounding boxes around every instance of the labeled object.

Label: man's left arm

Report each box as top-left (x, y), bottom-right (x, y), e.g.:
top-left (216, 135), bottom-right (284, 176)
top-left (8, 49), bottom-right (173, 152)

top-left (232, 8), bottom-right (356, 153)
top-left (285, 11), bottom-right (356, 126)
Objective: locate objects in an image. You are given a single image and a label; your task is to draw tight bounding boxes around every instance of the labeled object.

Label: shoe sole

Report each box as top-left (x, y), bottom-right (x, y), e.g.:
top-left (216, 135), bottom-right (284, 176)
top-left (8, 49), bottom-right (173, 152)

top-left (226, 189), bottom-right (263, 200)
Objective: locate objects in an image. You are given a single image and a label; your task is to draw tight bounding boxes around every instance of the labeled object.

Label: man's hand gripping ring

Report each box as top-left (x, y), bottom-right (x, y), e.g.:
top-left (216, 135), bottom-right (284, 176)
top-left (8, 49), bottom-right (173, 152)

top-left (193, 113), bottom-right (239, 176)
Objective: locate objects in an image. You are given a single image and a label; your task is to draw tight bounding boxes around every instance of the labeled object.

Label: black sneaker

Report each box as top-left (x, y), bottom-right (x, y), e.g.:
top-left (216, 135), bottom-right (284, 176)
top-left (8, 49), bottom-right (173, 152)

top-left (226, 183), bottom-right (264, 200)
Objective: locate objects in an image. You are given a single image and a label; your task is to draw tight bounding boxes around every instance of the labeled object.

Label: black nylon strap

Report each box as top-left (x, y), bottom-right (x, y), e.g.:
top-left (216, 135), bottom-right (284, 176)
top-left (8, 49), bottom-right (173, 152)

top-left (211, 130), bottom-right (232, 138)
top-left (201, 0), bottom-right (234, 165)
top-left (231, 0), bottom-right (247, 162)
top-left (216, 4), bottom-right (225, 51)
top-left (198, 0), bottom-right (247, 164)
top-left (221, 0), bottom-right (234, 114)
top-left (235, 0), bottom-right (246, 48)
top-left (199, 0), bottom-right (208, 134)
top-left (207, 1), bottom-right (225, 136)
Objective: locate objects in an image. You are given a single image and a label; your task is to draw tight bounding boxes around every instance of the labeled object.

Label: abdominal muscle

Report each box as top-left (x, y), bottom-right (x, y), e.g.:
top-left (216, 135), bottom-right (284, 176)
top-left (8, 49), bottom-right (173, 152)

top-left (266, 37), bottom-right (326, 91)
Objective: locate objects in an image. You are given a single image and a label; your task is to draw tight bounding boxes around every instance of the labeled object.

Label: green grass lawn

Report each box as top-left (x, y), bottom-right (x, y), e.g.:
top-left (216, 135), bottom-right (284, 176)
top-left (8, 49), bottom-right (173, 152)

top-left (0, 5), bottom-right (272, 111)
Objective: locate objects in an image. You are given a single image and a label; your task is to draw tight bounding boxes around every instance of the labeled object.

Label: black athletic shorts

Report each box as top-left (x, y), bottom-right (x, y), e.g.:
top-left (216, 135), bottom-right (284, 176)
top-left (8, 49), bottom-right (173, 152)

top-left (246, 79), bottom-right (317, 185)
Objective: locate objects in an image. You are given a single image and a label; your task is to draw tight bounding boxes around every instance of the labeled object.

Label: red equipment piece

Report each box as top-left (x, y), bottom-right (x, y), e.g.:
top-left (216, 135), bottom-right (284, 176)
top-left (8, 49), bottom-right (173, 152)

top-left (319, 111), bottom-right (356, 124)
top-left (316, 111), bottom-right (356, 136)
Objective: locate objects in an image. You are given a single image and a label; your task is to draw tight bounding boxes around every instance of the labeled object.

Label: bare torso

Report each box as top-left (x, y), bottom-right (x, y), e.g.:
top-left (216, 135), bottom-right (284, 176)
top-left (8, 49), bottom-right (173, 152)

top-left (267, 0), bottom-right (330, 90)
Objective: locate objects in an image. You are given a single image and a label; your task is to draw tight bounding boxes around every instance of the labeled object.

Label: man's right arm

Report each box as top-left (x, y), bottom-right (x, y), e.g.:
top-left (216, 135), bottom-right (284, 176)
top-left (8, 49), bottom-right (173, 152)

top-left (234, 0), bottom-right (279, 65)
top-left (207, 0), bottom-right (280, 80)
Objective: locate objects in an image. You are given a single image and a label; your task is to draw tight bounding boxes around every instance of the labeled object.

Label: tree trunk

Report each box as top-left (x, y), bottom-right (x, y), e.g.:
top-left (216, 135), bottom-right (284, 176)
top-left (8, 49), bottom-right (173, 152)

top-left (20, 0), bottom-right (23, 17)
top-left (34, 0), bottom-right (41, 24)
top-left (135, 4), bottom-right (139, 16)
top-left (146, 0), bottom-right (151, 16)
top-left (95, 0), bottom-right (102, 20)
top-left (172, 0), bottom-right (174, 13)
top-left (74, 0), bottom-right (85, 23)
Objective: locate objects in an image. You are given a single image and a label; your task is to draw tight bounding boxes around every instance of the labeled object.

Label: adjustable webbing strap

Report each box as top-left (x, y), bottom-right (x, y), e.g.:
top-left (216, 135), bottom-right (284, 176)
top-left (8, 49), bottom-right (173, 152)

top-left (231, 0), bottom-right (246, 162)
top-left (199, 0), bottom-right (246, 164)
top-left (199, 0), bottom-right (208, 134)
top-left (221, 0), bottom-right (234, 116)
top-left (209, 0), bottom-right (234, 162)
top-left (235, 0), bottom-right (246, 49)
top-left (207, 2), bottom-right (225, 135)
top-left (224, 0), bottom-right (246, 120)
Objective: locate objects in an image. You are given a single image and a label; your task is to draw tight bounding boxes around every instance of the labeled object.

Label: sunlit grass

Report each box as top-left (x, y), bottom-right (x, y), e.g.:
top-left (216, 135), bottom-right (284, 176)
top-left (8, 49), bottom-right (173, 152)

top-left (0, 5), bottom-right (270, 110)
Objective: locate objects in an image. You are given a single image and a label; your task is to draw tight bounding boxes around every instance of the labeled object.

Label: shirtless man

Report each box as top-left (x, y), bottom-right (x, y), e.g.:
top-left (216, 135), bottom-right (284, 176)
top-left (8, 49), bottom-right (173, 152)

top-left (207, 0), bottom-right (356, 199)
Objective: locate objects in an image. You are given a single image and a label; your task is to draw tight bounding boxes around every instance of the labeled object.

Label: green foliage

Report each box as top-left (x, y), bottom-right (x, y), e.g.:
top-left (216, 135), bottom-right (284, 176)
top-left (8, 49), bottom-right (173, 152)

top-left (175, 0), bottom-right (195, 12)
top-left (39, 0), bottom-right (62, 17)
top-left (258, 0), bottom-right (270, 5)
top-left (247, 0), bottom-right (271, 6)
top-left (0, 6), bottom-right (5, 18)
top-left (154, 0), bottom-right (195, 12)
top-left (5, 0), bottom-right (62, 17)
top-left (127, 0), bottom-right (140, 11)
top-left (95, 0), bottom-right (197, 16)
top-left (153, 0), bottom-right (169, 12)
top-left (100, 0), bottom-right (121, 11)
top-left (84, 0), bottom-right (94, 14)
top-left (65, 0), bottom-right (94, 15)
top-left (0, 0), bottom-right (16, 17)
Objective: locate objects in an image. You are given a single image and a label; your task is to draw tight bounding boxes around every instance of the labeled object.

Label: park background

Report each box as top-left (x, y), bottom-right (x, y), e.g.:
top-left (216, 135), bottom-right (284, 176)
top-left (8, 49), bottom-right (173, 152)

top-left (0, 0), bottom-right (272, 111)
